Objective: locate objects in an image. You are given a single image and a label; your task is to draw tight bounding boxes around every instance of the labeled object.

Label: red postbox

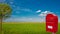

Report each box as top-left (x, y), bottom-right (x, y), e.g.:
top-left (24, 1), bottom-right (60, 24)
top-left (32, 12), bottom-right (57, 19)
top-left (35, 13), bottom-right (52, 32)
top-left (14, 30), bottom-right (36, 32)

top-left (46, 13), bottom-right (58, 33)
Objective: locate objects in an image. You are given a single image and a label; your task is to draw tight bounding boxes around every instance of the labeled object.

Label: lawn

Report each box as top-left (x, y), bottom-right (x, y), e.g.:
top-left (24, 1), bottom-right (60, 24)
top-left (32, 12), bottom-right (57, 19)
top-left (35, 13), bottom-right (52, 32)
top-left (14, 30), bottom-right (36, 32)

top-left (2, 22), bottom-right (60, 34)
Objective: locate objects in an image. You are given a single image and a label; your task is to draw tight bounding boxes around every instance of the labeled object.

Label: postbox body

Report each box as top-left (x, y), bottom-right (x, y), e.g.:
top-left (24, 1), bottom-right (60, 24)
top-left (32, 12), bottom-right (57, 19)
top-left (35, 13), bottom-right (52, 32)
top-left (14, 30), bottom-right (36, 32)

top-left (46, 14), bottom-right (58, 33)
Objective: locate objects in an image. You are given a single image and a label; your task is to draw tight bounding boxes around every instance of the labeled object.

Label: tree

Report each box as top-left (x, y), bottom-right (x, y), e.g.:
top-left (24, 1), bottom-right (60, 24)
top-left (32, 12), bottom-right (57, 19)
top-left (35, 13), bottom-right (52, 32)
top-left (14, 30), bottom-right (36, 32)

top-left (0, 3), bottom-right (12, 33)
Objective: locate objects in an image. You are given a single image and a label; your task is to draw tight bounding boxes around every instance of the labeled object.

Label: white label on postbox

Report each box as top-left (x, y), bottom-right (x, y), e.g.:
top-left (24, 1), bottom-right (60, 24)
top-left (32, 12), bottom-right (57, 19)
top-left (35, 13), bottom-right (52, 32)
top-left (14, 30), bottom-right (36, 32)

top-left (48, 26), bottom-right (53, 29)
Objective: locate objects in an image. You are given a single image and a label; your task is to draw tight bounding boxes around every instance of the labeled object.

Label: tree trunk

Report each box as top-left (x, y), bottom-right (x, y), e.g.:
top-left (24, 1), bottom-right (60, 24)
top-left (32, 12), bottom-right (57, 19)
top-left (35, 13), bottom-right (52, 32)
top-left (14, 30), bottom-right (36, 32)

top-left (0, 18), bottom-right (2, 34)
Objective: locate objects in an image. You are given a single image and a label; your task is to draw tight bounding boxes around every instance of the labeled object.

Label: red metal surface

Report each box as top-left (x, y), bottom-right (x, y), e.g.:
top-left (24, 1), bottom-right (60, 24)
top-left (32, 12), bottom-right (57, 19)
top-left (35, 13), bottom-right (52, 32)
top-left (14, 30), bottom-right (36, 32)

top-left (46, 14), bottom-right (58, 33)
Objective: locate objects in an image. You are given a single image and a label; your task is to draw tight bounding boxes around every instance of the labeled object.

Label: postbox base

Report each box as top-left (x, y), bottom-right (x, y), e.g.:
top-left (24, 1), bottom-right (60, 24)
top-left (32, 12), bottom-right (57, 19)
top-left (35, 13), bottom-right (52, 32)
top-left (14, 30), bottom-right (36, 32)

top-left (52, 32), bottom-right (56, 34)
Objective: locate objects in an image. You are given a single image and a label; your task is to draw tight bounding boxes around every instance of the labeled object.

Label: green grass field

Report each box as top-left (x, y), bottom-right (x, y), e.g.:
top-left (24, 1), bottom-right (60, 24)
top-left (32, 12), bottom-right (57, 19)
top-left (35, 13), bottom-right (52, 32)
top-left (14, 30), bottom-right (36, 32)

top-left (2, 22), bottom-right (60, 34)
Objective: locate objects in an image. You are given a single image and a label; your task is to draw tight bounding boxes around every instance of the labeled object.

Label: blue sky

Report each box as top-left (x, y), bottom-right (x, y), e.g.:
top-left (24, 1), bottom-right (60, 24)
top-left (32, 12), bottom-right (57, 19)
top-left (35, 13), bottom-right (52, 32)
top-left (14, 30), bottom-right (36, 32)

top-left (1, 0), bottom-right (60, 22)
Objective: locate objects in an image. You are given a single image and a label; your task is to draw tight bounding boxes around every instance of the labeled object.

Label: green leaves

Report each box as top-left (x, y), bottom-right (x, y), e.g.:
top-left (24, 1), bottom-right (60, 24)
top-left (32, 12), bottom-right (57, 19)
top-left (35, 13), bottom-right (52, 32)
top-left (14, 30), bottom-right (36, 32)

top-left (0, 3), bottom-right (12, 19)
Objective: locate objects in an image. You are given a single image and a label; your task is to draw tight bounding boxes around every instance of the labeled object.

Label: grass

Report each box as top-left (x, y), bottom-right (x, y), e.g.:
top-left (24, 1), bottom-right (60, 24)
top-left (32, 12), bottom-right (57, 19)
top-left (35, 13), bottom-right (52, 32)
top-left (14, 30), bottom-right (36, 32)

top-left (2, 22), bottom-right (60, 34)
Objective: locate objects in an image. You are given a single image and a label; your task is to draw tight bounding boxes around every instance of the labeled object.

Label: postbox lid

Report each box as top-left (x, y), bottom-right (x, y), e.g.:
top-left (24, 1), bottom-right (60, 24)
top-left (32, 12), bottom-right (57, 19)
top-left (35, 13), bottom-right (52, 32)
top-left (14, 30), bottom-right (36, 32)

top-left (46, 14), bottom-right (58, 19)
top-left (46, 13), bottom-right (58, 22)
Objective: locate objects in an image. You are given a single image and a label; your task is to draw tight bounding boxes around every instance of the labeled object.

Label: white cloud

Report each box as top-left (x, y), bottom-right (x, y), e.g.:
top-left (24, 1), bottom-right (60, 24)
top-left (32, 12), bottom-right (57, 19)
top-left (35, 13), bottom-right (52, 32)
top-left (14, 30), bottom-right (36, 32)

top-left (14, 6), bottom-right (32, 12)
top-left (4, 17), bottom-right (45, 22)
top-left (20, 8), bottom-right (32, 12)
top-left (36, 10), bottom-right (41, 13)
top-left (28, 18), bottom-right (33, 20)
top-left (39, 13), bottom-right (46, 16)
top-left (59, 17), bottom-right (60, 22)
top-left (41, 11), bottom-right (48, 14)
top-left (38, 11), bottom-right (53, 22)
top-left (39, 11), bottom-right (53, 16)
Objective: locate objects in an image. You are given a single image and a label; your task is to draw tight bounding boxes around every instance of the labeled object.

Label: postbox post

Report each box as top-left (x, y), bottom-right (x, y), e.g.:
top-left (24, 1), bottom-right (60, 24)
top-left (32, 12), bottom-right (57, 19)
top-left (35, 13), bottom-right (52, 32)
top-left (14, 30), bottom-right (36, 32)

top-left (46, 13), bottom-right (58, 34)
top-left (52, 32), bottom-right (56, 34)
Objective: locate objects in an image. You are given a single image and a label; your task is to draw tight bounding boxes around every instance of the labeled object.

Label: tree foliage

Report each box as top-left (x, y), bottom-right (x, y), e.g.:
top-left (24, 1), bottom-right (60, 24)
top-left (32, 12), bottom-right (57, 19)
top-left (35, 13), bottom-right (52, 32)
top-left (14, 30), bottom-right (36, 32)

top-left (0, 3), bottom-right (12, 19)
